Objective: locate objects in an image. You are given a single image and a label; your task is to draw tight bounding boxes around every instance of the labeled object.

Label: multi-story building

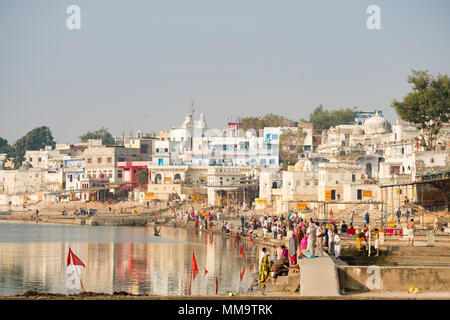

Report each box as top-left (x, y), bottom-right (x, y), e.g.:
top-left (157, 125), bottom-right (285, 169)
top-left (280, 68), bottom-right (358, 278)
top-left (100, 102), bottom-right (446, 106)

top-left (63, 156), bottom-right (85, 192)
top-left (83, 144), bottom-right (151, 184)
top-left (23, 144), bottom-right (86, 170)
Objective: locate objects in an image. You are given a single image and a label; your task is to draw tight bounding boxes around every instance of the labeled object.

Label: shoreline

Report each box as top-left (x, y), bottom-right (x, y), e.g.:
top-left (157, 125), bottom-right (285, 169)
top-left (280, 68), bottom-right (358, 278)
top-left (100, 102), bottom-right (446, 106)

top-left (2, 209), bottom-right (450, 300)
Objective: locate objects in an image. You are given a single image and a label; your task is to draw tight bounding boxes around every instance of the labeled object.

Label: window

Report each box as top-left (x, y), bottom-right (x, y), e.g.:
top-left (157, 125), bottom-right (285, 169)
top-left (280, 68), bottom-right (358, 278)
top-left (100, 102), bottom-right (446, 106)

top-left (38, 157), bottom-right (42, 162)
top-left (331, 190), bottom-right (336, 200)
top-left (140, 145), bottom-right (148, 154)
top-left (390, 166), bottom-right (400, 175)
top-left (352, 174), bottom-right (356, 182)
top-left (118, 170), bottom-right (122, 179)
top-left (87, 158), bottom-right (92, 164)
top-left (107, 157), bottom-right (112, 163)
top-left (357, 189), bottom-right (362, 200)
top-left (97, 158), bottom-right (102, 164)
top-left (118, 157), bottom-right (125, 162)
top-left (29, 158), bottom-right (33, 162)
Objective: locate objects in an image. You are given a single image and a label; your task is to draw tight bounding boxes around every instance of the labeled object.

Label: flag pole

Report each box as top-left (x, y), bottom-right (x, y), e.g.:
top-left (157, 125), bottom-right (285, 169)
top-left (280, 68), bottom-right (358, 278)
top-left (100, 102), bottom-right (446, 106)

top-left (74, 265), bottom-right (85, 292)
top-left (68, 247), bottom-right (85, 292)
top-left (189, 268), bottom-right (192, 296)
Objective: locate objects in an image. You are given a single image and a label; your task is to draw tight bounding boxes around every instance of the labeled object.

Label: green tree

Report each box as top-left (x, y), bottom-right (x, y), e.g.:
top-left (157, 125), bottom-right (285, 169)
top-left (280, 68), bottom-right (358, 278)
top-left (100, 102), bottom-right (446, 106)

top-left (136, 169), bottom-right (149, 184)
top-left (304, 105), bottom-right (356, 130)
top-left (8, 126), bottom-right (56, 169)
top-left (241, 113), bottom-right (295, 135)
top-left (392, 70), bottom-right (449, 151)
top-left (279, 127), bottom-right (306, 169)
top-left (79, 127), bottom-right (115, 145)
top-left (0, 137), bottom-right (13, 154)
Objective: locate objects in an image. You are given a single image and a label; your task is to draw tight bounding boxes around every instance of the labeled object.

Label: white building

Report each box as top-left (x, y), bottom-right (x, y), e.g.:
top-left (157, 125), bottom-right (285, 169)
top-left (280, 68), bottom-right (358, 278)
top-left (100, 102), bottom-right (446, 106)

top-left (63, 156), bottom-right (85, 192)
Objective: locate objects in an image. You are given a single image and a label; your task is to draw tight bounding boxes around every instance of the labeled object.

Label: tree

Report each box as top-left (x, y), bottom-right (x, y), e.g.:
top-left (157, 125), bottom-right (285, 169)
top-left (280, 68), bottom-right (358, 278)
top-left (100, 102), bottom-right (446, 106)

top-left (0, 137), bottom-right (13, 154)
top-left (7, 126), bottom-right (56, 169)
top-left (79, 127), bottom-right (115, 145)
top-left (279, 127), bottom-right (306, 169)
top-left (392, 70), bottom-right (449, 151)
top-left (241, 113), bottom-right (295, 135)
top-left (136, 169), bottom-right (149, 185)
top-left (304, 105), bottom-right (356, 130)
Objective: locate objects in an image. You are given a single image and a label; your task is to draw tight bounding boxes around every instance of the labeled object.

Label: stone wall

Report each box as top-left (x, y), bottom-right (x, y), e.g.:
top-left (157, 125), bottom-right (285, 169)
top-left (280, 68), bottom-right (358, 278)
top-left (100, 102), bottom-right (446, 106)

top-left (338, 265), bottom-right (450, 292)
top-left (415, 150), bottom-right (450, 174)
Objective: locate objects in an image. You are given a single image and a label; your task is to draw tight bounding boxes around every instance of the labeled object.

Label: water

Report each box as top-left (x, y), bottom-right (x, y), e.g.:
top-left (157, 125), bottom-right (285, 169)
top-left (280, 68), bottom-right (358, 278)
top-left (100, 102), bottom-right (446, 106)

top-left (0, 221), bottom-right (260, 296)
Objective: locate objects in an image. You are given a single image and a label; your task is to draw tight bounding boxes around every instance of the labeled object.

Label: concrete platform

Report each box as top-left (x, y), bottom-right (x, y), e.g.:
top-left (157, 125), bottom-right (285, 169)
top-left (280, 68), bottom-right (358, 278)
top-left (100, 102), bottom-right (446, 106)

top-left (299, 256), bottom-right (341, 297)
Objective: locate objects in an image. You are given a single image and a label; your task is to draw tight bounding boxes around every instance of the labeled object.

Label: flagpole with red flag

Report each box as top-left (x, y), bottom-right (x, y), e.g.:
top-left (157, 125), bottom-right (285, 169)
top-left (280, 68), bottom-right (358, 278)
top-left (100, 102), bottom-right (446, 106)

top-left (189, 252), bottom-right (199, 296)
top-left (67, 246), bottom-right (86, 292)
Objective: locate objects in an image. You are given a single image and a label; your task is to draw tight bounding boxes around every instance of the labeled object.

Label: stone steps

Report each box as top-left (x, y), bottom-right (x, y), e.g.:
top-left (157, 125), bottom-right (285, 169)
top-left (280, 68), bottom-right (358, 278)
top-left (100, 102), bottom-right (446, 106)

top-left (261, 271), bottom-right (300, 293)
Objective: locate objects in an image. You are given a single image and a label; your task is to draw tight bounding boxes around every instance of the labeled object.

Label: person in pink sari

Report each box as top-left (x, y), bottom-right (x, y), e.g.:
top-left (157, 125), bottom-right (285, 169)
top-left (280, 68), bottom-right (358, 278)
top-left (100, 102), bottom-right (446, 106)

top-left (300, 235), bottom-right (308, 250)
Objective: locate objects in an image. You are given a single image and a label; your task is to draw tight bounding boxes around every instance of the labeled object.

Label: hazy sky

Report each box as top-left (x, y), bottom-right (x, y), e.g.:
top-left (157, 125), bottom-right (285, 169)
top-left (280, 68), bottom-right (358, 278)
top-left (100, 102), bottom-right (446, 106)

top-left (1, 0), bottom-right (449, 144)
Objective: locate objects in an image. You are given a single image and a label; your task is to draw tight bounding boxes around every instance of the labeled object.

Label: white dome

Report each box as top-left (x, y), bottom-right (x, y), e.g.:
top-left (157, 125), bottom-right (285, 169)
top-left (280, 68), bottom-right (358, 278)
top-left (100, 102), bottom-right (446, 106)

top-left (363, 114), bottom-right (391, 135)
top-left (177, 113), bottom-right (194, 129)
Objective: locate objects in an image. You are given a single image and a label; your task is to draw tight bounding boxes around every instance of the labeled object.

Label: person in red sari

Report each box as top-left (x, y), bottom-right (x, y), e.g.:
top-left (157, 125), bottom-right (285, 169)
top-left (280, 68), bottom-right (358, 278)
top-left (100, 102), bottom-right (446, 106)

top-left (347, 223), bottom-right (356, 236)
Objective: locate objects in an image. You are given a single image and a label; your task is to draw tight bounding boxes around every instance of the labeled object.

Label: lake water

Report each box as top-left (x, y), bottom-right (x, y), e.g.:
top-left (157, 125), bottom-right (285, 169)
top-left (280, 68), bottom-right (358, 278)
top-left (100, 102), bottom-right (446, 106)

top-left (0, 221), bottom-right (260, 296)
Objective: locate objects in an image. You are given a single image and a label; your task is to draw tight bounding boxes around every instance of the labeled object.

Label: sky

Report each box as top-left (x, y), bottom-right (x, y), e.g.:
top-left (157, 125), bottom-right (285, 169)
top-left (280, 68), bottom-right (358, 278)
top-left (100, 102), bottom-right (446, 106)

top-left (0, 0), bottom-right (449, 144)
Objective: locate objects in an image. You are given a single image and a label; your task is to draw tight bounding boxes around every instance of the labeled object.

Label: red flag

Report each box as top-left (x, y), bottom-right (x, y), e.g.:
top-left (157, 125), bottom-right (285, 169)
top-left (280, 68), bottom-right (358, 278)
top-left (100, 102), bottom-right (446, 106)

top-left (67, 247), bottom-right (85, 268)
top-left (240, 245), bottom-right (246, 261)
top-left (202, 266), bottom-right (208, 278)
top-left (189, 252), bottom-right (199, 296)
top-left (191, 252), bottom-right (199, 281)
top-left (66, 247), bottom-right (86, 292)
top-left (215, 277), bottom-right (218, 295)
top-left (249, 234), bottom-right (254, 244)
top-left (240, 266), bottom-right (246, 281)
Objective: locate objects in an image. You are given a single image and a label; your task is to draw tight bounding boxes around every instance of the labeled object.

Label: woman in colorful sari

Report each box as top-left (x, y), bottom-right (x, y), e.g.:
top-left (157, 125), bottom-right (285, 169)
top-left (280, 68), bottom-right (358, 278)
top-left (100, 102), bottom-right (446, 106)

top-left (300, 225), bottom-right (308, 250)
top-left (258, 248), bottom-right (271, 284)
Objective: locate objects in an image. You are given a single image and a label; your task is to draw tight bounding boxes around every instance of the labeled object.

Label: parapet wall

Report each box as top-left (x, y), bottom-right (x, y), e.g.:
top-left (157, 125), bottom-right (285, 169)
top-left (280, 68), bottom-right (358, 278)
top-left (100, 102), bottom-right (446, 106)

top-left (338, 265), bottom-right (450, 292)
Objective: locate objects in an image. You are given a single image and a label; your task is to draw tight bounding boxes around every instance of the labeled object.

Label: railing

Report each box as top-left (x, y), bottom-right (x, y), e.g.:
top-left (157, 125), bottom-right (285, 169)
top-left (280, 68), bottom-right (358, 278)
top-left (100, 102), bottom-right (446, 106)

top-left (379, 175), bottom-right (412, 186)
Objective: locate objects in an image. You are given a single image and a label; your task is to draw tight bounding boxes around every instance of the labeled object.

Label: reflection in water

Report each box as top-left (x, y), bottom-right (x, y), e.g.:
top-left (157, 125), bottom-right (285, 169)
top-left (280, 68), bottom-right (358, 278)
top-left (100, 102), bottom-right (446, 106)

top-left (0, 222), bottom-right (260, 295)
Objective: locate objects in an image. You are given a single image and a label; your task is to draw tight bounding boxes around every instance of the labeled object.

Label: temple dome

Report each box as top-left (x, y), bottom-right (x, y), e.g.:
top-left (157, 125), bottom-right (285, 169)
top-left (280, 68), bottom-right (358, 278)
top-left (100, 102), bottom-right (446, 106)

top-left (177, 113), bottom-right (194, 129)
top-left (363, 114), bottom-right (391, 135)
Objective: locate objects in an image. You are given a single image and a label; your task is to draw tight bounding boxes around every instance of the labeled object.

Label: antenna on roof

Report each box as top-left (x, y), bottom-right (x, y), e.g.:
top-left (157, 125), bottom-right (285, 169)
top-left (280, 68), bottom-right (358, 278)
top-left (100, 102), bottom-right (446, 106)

top-left (191, 98), bottom-right (195, 118)
top-left (121, 124), bottom-right (125, 145)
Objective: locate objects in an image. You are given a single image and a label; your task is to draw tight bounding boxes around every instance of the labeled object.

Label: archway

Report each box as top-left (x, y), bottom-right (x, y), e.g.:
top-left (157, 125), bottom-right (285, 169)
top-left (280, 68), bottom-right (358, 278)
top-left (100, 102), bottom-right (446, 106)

top-left (174, 173), bottom-right (182, 184)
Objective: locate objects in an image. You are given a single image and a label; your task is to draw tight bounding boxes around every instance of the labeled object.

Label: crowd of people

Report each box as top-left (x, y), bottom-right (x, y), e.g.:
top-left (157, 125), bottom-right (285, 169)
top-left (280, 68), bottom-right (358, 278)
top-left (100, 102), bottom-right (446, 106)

top-left (162, 202), bottom-right (418, 287)
top-left (61, 207), bottom-right (97, 217)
